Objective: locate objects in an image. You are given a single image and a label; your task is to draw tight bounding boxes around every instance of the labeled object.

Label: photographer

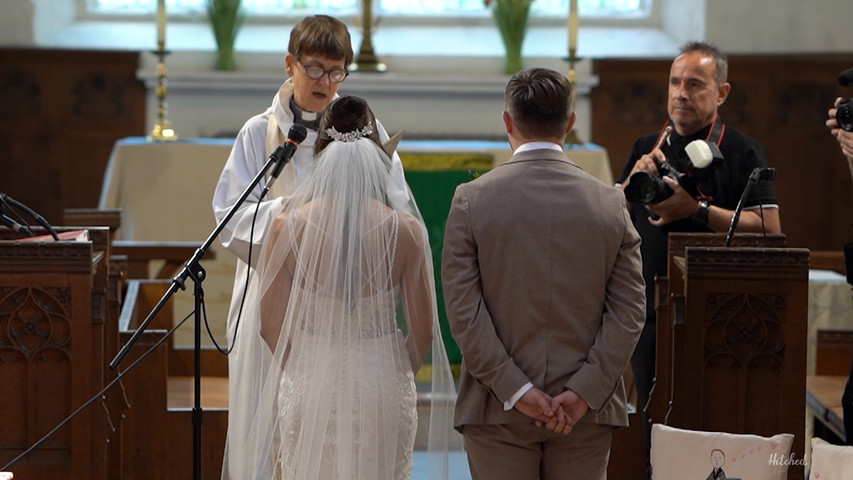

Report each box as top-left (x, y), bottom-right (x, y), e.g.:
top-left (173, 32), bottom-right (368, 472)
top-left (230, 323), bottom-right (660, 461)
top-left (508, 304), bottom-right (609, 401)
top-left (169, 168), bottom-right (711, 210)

top-left (826, 95), bottom-right (853, 445)
top-left (616, 40), bottom-right (781, 475)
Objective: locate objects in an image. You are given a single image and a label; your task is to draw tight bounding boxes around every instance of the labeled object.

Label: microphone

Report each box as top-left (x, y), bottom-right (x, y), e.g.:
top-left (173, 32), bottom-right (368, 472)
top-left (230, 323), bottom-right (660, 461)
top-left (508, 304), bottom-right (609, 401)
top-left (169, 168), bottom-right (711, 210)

top-left (0, 212), bottom-right (35, 236)
top-left (1, 193), bottom-right (58, 240)
top-left (839, 67), bottom-right (853, 87)
top-left (262, 124), bottom-right (309, 195)
top-left (724, 167), bottom-right (776, 247)
top-left (749, 166), bottom-right (777, 183)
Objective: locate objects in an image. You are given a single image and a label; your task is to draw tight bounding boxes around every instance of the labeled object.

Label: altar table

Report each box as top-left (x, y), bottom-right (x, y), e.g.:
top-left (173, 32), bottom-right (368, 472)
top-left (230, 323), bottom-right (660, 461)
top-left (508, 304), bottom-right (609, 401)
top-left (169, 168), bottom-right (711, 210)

top-left (99, 137), bottom-right (613, 349)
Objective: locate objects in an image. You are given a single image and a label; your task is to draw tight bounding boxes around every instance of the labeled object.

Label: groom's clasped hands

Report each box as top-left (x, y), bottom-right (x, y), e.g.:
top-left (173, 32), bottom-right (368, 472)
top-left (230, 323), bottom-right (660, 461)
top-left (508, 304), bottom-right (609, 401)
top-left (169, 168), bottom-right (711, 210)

top-left (515, 388), bottom-right (590, 435)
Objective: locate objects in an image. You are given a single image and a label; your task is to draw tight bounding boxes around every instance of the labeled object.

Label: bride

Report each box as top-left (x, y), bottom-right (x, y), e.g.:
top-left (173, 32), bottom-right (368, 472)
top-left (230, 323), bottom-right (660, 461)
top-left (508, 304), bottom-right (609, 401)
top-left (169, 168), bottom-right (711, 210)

top-left (227, 96), bottom-right (455, 479)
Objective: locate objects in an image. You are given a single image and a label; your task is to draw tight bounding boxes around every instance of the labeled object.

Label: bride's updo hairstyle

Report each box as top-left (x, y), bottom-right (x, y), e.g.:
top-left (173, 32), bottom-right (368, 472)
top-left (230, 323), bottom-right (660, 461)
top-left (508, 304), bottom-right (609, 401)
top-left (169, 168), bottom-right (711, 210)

top-left (314, 95), bottom-right (383, 155)
top-left (308, 95), bottom-right (394, 206)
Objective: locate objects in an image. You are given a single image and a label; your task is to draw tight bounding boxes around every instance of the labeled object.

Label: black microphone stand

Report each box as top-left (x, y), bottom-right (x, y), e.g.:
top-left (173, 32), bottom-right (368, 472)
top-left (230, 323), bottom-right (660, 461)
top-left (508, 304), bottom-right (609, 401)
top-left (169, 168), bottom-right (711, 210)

top-left (109, 145), bottom-right (290, 480)
top-left (724, 167), bottom-right (775, 247)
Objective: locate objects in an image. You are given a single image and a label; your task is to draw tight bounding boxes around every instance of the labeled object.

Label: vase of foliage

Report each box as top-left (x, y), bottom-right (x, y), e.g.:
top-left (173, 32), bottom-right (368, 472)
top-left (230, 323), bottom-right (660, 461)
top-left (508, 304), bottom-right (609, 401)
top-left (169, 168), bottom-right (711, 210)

top-left (485, 0), bottom-right (533, 75)
top-left (207, 0), bottom-right (244, 71)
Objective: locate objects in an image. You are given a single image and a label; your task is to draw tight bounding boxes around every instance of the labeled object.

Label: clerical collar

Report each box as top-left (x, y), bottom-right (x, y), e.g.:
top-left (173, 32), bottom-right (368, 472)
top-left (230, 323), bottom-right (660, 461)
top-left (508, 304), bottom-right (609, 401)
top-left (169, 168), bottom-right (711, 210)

top-left (289, 98), bottom-right (322, 131)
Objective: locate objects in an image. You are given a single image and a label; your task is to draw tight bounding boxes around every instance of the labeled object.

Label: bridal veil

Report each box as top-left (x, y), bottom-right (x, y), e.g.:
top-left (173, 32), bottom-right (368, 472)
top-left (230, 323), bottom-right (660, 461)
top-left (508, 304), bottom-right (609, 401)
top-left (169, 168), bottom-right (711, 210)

top-left (222, 97), bottom-right (456, 480)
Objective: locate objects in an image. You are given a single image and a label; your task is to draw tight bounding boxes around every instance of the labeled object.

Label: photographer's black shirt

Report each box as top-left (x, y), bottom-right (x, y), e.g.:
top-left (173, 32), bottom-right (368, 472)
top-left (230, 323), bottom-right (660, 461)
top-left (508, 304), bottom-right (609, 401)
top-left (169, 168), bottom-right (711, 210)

top-left (616, 122), bottom-right (778, 321)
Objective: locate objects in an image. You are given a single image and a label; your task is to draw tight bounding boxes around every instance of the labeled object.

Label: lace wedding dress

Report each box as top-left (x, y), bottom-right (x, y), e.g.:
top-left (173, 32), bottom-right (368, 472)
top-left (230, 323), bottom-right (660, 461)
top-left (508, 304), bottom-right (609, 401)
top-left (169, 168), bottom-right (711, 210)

top-left (275, 212), bottom-right (419, 480)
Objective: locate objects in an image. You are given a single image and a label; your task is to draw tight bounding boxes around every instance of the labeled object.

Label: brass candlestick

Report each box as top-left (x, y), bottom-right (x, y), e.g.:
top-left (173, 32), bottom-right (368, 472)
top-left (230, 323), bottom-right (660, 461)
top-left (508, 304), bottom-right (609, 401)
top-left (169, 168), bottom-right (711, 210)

top-left (149, 46), bottom-right (178, 142)
top-left (565, 49), bottom-right (583, 146)
top-left (350, 0), bottom-right (386, 73)
top-left (567, 47), bottom-right (578, 85)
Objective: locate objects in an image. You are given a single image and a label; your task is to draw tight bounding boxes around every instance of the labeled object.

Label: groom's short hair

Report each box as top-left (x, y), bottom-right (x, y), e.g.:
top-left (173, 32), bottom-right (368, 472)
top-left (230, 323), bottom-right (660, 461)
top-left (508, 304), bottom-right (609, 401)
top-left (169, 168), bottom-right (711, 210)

top-left (505, 67), bottom-right (574, 139)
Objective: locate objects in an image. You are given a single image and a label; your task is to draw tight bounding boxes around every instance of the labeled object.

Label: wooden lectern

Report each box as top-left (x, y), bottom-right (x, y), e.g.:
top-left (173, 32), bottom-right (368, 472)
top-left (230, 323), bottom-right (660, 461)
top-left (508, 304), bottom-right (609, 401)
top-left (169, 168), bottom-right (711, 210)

top-left (648, 232), bottom-right (809, 480)
top-left (0, 220), bottom-right (228, 479)
top-left (0, 226), bottom-right (121, 479)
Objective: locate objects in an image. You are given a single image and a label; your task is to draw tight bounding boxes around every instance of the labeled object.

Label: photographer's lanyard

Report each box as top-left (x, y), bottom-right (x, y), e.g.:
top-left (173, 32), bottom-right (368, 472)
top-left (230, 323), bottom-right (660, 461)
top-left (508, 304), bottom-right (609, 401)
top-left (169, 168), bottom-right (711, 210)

top-left (655, 114), bottom-right (726, 148)
top-left (655, 115), bottom-right (725, 201)
top-left (706, 114), bottom-right (725, 146)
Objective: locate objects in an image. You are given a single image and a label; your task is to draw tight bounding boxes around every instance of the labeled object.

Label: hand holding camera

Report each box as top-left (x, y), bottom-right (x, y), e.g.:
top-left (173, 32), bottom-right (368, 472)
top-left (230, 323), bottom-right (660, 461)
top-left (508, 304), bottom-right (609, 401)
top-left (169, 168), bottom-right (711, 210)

top-left (836, 99), bottom-right (853, 133)
top-left (623, 137), bottom-right (722, 205)
top-left (828, 68), bottom-right (853, 162)
top-left (624, 159), bottom-right (686, 205)
top-left (835, 68), bottom-right (853, 133)
top-left (644, 175), bottom-right (705, 226)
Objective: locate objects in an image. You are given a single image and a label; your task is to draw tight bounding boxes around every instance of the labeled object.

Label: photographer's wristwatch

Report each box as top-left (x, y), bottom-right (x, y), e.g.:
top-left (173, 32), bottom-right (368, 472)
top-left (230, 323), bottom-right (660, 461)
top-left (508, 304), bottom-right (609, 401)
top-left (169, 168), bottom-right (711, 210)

top-left (692, 200), bottom-right (710, 225)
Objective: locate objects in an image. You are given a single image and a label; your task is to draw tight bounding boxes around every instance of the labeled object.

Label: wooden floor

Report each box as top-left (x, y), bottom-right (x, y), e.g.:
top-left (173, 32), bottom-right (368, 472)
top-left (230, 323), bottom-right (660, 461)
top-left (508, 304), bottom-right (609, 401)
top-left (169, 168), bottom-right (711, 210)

top-left (167, 376), bottom-right (229, 410)
top-left (165, 376), bottom-right (649, 478)
top-left (806, 375), bottom-right (847, 443)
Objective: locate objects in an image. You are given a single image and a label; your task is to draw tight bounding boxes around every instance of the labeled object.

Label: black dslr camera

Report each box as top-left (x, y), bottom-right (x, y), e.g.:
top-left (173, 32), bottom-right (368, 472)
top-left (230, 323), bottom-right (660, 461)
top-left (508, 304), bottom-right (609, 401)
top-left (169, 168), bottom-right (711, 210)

top-left (623, 161), bottom-right (685, 205)
top-left (838, 68), bottom-right (853, 132)
top-left (837, 98), bottom-right (853, 132)
top-left (625, 140), bottom-right (723, 205)
top-left (623, 139), bottom-right (722, 205)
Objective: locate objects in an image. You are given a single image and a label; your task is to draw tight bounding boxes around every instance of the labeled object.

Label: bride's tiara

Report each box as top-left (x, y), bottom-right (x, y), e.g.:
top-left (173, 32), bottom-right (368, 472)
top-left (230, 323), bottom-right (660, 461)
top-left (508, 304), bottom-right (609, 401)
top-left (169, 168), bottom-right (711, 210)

top-left (325, 123), bottom-right (375, 143)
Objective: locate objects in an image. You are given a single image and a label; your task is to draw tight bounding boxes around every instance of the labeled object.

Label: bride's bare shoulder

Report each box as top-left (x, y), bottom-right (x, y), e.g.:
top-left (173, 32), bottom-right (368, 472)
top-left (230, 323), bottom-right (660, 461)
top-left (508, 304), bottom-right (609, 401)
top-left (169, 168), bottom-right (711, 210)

top-left (269, 210), bottom-right (295, 234)
top-left (273, 201), bottom-right (318, 228)
top-left (396, 214), bottom-right (427, 252)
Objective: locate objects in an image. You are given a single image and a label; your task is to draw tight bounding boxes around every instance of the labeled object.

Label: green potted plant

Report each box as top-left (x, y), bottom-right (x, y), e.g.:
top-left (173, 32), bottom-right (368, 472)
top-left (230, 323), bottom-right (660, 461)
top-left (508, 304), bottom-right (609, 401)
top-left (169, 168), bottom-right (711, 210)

top-left (485, 0), bottom-right (534, 75)
top-left (207, 0), bottom-right (244, 70)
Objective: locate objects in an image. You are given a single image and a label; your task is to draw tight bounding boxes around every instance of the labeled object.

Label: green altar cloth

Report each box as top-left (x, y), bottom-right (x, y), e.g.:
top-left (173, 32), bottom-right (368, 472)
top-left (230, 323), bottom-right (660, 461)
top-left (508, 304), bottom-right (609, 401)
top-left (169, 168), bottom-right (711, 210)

top-left (401, 152), bottom-right (494, 368)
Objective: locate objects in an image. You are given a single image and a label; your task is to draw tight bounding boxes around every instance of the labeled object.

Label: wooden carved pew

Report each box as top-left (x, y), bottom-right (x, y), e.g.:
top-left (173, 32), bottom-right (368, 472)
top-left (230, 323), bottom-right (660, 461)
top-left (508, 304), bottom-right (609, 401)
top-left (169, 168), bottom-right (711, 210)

top-left (61, 209), bottom-right (228, 478)
top-left (806, 329), bottom-right (852, 446)
top-left (64, 208), bottom-right (212, 281)
top-left (115, 279), bottom-right (228, 480)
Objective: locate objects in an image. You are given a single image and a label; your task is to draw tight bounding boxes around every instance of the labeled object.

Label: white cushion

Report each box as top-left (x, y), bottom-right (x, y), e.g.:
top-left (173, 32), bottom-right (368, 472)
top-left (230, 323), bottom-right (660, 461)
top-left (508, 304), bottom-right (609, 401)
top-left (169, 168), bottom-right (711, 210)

top-left (809, 437), bottom-right (853, 480)
top-left (650, 424), bottom-right (794, 480)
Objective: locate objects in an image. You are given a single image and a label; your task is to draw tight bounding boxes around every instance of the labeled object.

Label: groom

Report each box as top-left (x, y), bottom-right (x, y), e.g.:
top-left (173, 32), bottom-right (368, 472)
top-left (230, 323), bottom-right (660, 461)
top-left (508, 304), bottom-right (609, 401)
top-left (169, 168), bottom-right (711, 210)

top-left (441, 67), bottom-right (646, 479)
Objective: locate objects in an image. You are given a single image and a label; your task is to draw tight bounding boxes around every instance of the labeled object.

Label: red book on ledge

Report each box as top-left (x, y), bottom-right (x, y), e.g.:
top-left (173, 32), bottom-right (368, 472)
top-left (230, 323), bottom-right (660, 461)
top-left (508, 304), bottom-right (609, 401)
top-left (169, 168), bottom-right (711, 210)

top-left (17, 229), bottom-right (89, 243)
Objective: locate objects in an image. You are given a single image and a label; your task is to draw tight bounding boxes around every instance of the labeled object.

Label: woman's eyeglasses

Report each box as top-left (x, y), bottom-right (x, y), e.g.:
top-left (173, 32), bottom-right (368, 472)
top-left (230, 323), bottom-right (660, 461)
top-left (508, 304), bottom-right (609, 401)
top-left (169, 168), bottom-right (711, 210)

top-left (298, 61), bottom-right (349, 83)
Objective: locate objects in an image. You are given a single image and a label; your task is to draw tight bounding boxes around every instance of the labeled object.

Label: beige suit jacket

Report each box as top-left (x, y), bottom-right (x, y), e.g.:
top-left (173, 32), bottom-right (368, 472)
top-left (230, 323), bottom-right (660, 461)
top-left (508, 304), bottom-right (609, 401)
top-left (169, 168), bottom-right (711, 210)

top-left (441, 147), bottom-right (645, 430)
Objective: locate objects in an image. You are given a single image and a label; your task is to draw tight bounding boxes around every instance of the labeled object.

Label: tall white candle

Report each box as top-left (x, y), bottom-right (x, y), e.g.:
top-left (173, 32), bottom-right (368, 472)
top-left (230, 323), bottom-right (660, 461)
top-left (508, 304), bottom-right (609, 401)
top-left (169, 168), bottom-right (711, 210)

top-left (157, 0), bottom-right (167, 47)
top-left (569, 0), bottom-right (579, 54)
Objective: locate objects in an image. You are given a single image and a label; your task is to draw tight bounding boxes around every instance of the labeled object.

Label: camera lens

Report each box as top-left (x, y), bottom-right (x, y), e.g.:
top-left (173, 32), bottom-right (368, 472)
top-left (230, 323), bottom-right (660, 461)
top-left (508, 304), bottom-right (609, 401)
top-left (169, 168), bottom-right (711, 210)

top-left (634, 174), bottom-right (661, 204)
top-left (625, 171), bottom-right (665, 204)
